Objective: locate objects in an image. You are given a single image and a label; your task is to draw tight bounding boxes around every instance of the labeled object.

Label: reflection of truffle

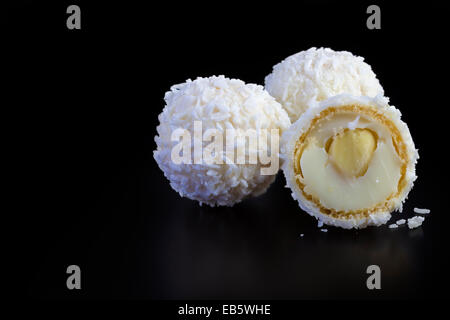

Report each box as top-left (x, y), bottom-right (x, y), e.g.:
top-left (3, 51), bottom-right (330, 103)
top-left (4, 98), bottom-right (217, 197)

top-left (281, 94), bottom-right (418, 229)
top-left (154, 75), bottom-right (291, 207)
top-left (265, 47), bottom-right (384, 122)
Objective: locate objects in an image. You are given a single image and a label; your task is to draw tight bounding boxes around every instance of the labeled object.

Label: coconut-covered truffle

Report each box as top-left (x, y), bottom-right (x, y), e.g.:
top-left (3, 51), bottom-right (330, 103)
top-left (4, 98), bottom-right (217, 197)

top-left (265, 47), bottom-right (384, 122)
top-left (281, 94), bottom-right (418, 229)
top-left (154, 75), bottom-right (291, 207)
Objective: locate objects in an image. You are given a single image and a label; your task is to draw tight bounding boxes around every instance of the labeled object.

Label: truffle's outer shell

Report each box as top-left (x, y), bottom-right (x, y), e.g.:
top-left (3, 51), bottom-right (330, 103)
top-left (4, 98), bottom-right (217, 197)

top-left (281, 94), bottom-right (418, 229)
top-left (265, 47), bottom-right (384, 123)
top-left (154, 75), bottom-right (291, 207)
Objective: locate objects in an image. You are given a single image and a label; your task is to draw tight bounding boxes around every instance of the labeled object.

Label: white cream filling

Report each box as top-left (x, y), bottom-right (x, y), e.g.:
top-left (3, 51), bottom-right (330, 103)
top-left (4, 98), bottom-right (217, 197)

top-left (298, 113), bottom-right (402, 212)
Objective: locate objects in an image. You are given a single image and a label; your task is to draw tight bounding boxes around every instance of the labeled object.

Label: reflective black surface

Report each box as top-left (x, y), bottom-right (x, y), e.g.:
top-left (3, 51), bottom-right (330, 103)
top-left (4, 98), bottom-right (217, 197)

top-left (27, 149), bottom-right (438, 299)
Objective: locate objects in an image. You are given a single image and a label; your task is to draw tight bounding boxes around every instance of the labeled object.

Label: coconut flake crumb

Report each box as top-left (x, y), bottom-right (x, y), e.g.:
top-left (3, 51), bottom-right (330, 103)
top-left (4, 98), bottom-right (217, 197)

top-left (388, 224), bottom-right (398, 229)
top-left (317, 220), bottom-right (324, 228)
top-left (414, 208), bottom-right (430, 214)
top-left (300, 234), bottom-right (304, 237)
top-left (407, 216), bottom-right (425, 229)
top-left (396, 219), bottom-right (406, 225)
top-left (320, 229), bottom-right (328, 232)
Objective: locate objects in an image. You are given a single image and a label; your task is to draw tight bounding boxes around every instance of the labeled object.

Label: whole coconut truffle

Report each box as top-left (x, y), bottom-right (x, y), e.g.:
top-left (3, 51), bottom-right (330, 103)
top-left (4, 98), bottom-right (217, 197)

top-left (265, 47), bottom-right (384, 122)
top-left (154, 75), bottom-right (291, 207)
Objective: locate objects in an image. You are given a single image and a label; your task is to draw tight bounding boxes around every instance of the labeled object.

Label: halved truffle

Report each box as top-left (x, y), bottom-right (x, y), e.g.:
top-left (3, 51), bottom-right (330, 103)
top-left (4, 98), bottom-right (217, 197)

top-left (281, 94), bottom-right (418, 229)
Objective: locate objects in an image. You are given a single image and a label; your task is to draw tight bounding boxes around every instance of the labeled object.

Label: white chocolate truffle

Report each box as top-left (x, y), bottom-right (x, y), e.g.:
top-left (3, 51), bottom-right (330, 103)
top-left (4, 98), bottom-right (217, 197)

top-left (154, 75), bottom-right (291, 207)
top-left (265, 47), bottom-right (384, 122)
top-left (281, 94), bottom-right (418, 229)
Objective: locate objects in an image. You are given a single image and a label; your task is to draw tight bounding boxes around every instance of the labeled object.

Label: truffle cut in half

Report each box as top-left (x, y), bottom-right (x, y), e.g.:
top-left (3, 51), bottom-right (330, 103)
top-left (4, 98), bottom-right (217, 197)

top-left (281, 94), bottom-right (418, 229)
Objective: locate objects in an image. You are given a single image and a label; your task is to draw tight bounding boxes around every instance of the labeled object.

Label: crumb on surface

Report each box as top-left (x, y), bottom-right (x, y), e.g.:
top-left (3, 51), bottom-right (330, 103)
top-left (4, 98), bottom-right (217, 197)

top-left (396, 219), bottom-right (406, 225)
top-left (413, 208), bottom-right (430, 214)
top-left (408, 216), bottom-right (425, 229)
top-left (388, 224), bottom-right (398, 229)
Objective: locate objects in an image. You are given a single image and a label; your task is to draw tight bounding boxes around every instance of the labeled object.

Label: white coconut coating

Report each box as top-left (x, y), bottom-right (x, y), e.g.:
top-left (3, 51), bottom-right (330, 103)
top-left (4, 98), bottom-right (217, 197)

top-left (281, 94), bottom-right (418, 229)
top-left (265, 47), bottom-right (384, 122)
top-left (154, 75), bottom-right (291, 207)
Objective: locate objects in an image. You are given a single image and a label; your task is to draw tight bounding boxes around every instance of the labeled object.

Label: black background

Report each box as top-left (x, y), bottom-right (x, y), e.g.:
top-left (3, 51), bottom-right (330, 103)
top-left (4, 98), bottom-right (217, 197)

top-left (4, 0), bottom-right (447, 303)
